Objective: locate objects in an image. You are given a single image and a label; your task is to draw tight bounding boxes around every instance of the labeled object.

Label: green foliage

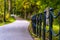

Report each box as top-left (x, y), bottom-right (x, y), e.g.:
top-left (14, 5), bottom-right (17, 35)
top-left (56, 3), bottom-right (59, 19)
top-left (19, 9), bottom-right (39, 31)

top-left (0, 0), bottom-right (60, 22)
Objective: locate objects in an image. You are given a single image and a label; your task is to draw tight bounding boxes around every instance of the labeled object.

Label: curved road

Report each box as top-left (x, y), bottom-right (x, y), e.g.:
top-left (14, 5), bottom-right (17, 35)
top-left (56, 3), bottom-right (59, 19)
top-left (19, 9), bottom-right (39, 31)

top-left (0, 20), bottom-right (33, 40)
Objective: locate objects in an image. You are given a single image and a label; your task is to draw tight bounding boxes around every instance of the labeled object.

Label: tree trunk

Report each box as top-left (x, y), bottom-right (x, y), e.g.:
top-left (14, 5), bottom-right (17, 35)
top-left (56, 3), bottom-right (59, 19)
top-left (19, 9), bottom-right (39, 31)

top-left (24, 10), bottom-right (26, 19)
top-left (8, 0), bottom-right (12, 15)
top-left (4, 0), bottom-right (6, 22)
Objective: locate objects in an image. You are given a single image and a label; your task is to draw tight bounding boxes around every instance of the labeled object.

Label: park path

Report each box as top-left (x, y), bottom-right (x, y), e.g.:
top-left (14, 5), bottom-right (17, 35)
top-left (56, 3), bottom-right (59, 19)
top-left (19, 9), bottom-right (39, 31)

top-left (0, 20), bottom-right (33, 40)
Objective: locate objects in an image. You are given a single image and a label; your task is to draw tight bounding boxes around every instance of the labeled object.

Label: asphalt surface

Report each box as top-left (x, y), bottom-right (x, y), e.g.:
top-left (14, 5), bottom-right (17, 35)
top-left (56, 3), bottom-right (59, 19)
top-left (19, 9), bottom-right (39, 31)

top-left (0, 20), bottom-right (33, 40)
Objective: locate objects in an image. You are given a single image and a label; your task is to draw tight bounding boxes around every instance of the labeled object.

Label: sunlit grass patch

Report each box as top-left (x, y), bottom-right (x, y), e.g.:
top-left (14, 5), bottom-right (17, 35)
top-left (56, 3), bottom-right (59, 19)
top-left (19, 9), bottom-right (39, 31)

top-left (8, 17), bottom-right (15, 22)
top-left (0, 17), bottom-right (15, 26)
top-left (0, 22), bottom-right (4, 26)
top-left (46, 25), bottom-right (59, 33)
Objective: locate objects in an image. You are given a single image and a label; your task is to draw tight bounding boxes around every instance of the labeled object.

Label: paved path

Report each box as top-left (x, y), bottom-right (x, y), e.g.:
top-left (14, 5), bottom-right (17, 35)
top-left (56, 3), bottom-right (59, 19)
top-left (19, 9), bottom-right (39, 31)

top-left (0, 20), bottom-right (33, 40)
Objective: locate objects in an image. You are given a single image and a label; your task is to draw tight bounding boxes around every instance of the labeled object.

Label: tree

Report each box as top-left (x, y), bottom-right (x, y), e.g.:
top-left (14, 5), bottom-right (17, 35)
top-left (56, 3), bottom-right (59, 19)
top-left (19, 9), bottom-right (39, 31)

top-left (4, 0), bottom-right (6, 22)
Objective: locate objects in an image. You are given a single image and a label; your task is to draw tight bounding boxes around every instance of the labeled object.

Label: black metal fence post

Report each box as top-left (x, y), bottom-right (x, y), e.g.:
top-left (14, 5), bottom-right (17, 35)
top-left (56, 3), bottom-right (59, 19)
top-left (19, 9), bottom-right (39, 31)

top-left (58, 13), bottom-right (60, 40)
top-left (39, 13), bottom-right (42, 37)
top-left (49, 8), bottom-right (53, 40)
top-left (43, 11), bottom-right (46, 40)
top-left (31, 15), bottom-right (36, 34)
top-left (36, 14), bottom-right (38, 36)
top-left (59, 19), bottom-right (60, 40)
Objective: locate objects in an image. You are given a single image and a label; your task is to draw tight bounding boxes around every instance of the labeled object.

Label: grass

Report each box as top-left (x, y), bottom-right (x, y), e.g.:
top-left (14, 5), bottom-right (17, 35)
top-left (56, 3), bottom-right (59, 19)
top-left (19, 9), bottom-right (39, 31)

top-left (28, 23), bottom-right (59, 40)
top-left (46, 25), bottom-right (59, 40)
top-left (0, 17), bottom-right (15, 26)
top-left (0, 23), bottom-right (4, 26)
